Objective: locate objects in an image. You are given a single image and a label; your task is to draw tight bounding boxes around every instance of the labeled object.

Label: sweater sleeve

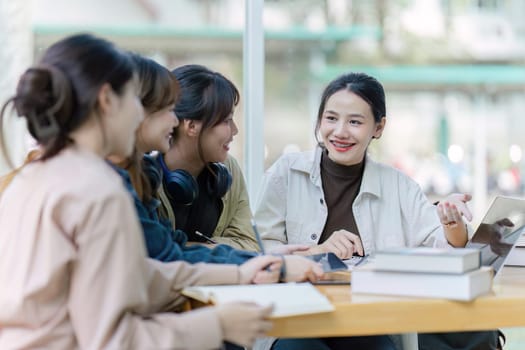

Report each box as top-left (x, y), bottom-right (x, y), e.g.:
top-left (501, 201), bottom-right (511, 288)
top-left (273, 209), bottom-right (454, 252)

top-left (178, 243), bottom-right (258, 264)
top-left (213, 156), bottom-right (260, 251)
top-left (67, 190), bottom-right (240, 350)
top-left (397, 173), bottom-right (450, 248)
top-left (136, 191), bottom-right (256, 264)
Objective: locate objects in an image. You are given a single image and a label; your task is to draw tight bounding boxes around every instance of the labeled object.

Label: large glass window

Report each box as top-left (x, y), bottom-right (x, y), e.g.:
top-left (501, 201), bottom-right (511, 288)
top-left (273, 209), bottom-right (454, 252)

top-left (2, 0), bottom-right (524, 216)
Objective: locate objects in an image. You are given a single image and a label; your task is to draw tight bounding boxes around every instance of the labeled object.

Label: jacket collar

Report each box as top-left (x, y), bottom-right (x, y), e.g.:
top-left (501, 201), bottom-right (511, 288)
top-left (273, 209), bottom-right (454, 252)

top-left (289, 146), bottom-right (382, 198)
top-left (360, 156), bottom-right (382, 199)
top-left (288, 147), bottom-right (321, 186)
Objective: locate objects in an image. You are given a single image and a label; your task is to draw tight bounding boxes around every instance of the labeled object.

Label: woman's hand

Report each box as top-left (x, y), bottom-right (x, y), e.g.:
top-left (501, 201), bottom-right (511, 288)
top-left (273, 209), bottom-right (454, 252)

top-left (238, 255), bottom-right (282, 284)
top-left (437, 201), bottom-right (468, 247)
top-left (281, 255), bottom-right (324, 282)
top-left (440, 193), bottom-right (473, 221)
top-left (250, 255), bottom-right (324, 284)
top-left (316, 230), bottom-right (364, 259)
top-left (216, 302), bottom-right (273, 348)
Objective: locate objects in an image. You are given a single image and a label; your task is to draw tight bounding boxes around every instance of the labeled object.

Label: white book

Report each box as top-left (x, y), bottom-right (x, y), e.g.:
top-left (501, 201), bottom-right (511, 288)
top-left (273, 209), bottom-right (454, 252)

top-left (514, 234), bottom-right (525, 248)
top-left (182, 282), bottom-right (334, 318)
top-left (504, 247), bottom-right (525, 267)
top-left (352, 265), bottom-right (493, 301)
top-left (373, 247), bottom-right (481, 274)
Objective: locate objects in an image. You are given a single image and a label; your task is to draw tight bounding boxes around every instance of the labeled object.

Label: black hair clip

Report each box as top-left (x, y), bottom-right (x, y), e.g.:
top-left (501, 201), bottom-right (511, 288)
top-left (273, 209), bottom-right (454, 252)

top-left (30, 111), bottom-right (60, 141)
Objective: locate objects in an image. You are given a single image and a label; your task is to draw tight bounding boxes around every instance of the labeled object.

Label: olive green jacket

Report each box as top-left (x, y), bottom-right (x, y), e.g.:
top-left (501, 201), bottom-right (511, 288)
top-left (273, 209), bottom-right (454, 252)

top-left (157, 154), bottom-right (259, 251)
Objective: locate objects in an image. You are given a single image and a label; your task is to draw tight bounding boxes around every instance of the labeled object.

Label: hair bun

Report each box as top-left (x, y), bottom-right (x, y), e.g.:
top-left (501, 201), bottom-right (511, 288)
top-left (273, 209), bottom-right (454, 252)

top-left (14, 64), bottom-right (73, 141)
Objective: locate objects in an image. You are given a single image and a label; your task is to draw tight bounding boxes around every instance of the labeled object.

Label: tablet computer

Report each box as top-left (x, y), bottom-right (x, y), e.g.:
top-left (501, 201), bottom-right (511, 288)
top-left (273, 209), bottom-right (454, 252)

top-left (466, 196), bottom-right (525, 274)
top-left (305, 252), bottom-right (356, 285)
top-left (305, 252), bottom-right (348, 272)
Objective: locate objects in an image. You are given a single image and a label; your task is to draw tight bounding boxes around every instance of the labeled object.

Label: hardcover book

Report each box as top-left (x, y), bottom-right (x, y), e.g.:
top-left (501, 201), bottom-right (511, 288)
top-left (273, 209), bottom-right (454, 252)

top-left (352, 264), bottom-right (493, 301)
top-left (373, 247), bottom-right (481, 274)
top-left (504, 246), bottom-right (525, 267)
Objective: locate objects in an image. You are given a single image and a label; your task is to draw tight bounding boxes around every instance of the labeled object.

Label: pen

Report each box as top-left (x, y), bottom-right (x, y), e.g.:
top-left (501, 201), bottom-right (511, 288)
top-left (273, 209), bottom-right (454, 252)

top-left (251, 219), bottom-right (266, 255)
top-left (195, 230), bottom-right (217, 244)
top-left (252, 220), bottom-right (283, 276)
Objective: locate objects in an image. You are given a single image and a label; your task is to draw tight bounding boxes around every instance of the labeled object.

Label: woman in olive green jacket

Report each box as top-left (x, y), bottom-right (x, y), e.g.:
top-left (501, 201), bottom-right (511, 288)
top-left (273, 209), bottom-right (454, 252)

top-left (157, 64), bottom-right (258, 251)
top-left (158, 153), bottom-right (258, 251)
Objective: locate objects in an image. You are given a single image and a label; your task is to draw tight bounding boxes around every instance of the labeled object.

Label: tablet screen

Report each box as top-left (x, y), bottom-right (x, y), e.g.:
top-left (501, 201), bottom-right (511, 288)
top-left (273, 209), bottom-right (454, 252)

top-left (305, 252), bottom-right (348, 272)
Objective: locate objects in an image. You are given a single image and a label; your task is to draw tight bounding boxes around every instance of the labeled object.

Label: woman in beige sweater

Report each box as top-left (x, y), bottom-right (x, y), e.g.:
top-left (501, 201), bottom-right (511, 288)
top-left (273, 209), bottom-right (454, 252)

top-left (0, 33), bottom-right (281, 350)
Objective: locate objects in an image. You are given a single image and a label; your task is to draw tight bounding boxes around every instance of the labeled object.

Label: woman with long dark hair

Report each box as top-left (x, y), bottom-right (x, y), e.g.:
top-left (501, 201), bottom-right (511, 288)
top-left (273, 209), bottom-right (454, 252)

top-left (0, 34), bottom-right (281, 349)
top-left (157, 64), bottom-right (259, 250)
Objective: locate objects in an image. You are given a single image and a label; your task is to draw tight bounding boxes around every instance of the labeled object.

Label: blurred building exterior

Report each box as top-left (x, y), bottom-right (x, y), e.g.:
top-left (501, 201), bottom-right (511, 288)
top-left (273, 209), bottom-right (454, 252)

top-left (1, 0), bottom-right (525, 218)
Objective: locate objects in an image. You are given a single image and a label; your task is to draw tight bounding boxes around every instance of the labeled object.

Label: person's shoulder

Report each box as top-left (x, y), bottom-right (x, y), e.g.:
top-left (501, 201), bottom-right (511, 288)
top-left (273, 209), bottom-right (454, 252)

top-left (272, 149), bottom-right (315, 169)
top-left (46, 148), bottom-right (126, 199)
top-left (224, 154), bottom-right (242, 173)
top-left (366, 157), bottom-right (397, 173)
top-left (366, 156), bottom-right (419, 186)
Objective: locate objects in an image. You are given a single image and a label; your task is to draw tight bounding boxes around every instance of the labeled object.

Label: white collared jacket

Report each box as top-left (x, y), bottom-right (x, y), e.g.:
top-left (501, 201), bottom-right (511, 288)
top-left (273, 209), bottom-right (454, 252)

top-left (254, 146), bottom-right (451, 255)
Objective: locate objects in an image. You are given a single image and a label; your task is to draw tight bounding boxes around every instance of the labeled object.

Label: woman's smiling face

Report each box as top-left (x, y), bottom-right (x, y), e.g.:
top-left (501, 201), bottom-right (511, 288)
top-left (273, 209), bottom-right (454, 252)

top-left (319, 89), bottom-right (385, 166)
top-left (200, 109), bottom-right (238, 163)
top-left (136, 104), bottom-right (178, 154)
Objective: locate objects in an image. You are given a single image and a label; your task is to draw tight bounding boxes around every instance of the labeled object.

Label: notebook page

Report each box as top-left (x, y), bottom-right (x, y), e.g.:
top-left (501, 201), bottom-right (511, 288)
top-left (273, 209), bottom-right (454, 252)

top-left (187, 282), bottom-right (334, 318)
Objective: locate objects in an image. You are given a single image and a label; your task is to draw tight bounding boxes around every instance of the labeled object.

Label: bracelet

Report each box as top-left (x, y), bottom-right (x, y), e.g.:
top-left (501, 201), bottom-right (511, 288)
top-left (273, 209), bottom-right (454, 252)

top-left (443, 221), bottom-right (458, 227)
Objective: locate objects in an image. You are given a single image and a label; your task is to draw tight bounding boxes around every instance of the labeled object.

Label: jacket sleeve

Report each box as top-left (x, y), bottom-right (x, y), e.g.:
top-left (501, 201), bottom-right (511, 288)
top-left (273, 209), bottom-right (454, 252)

top-left (178, 242), bottom-right (258, 264)
top-left (136, 194), bottom-right (256, 264)
top-left (139, 211), bottom-right (185, 262)
top-left (254, 157), bottom-right (289, 250)
top-left (67, 190), bottom-right (240, 350)
top-left (213, 156), bottom-right (260, 251)
top-left (397, 173), bottom-right (451, 248)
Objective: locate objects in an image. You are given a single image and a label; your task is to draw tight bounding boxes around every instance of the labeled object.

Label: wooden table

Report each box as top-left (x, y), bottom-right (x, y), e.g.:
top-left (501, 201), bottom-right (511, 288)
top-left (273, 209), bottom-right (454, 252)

top-left (267, 266), bottom-right (525, 339)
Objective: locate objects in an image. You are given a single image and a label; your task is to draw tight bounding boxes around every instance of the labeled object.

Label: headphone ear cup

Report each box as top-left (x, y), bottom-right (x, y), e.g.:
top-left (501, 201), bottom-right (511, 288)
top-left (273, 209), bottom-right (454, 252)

top-left (142, 155), bottom-right (162, 192)
top-left (207, 162), bottom-right (232, 198)
top-left (165, 169), bottom-right (198, 206)
top-left (157, 155), bottom-right (198, 206)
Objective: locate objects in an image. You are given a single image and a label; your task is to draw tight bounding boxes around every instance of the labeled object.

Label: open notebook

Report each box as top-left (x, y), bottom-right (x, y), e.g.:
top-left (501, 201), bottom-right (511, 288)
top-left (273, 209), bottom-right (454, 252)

top-left (182, 282), bottom-right (334, 318)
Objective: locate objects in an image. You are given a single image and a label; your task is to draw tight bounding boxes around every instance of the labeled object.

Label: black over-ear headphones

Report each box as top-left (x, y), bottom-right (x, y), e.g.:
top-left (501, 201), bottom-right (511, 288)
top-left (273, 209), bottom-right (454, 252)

top-left (143, 154), bottom-right (162, 192)
top-left (157, 155), bottom-right (232, 206)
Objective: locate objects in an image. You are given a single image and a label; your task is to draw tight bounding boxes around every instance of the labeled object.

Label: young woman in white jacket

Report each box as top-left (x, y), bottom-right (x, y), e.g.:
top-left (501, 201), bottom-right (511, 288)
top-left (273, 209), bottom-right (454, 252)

top-left (253, 72), bottom-right (473, 350)
top-left (255, 72), bottom-right (469, 260)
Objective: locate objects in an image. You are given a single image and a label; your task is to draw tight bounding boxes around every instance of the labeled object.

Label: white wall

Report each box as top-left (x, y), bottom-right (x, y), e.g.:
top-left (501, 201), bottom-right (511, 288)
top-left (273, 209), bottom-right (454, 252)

top-left (0, 0), bottom-right (33, 175)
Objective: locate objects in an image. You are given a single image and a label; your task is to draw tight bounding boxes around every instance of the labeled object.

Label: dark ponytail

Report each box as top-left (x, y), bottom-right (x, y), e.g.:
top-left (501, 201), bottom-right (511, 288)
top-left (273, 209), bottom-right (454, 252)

top-left (0, 33), bottom-right (135, 165)
top-left (12, 64), bottom-right (74, 158)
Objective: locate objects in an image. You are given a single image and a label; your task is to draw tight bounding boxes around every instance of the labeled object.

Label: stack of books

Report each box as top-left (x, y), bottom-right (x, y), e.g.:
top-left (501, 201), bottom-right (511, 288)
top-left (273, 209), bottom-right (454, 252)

top-left (351, 247), bottom-right (493, 301)
top-left (504, 233), bottom-right (525, 266)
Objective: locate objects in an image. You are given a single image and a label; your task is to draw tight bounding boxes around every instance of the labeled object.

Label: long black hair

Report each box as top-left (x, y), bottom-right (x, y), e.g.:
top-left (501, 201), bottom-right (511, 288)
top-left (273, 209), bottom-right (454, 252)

top-left (171, 64), bottom-right (239, 163)
top-left (0, 33), bottom-right (135, 164)
top-left (315, 72), bottom-right (386, 143)
top-left (126, 53), bottom-right (180, 202)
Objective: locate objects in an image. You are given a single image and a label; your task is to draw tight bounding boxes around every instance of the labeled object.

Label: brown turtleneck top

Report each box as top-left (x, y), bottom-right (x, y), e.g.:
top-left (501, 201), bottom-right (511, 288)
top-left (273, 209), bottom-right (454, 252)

top-left (319, 150), bottom-right (365, 244)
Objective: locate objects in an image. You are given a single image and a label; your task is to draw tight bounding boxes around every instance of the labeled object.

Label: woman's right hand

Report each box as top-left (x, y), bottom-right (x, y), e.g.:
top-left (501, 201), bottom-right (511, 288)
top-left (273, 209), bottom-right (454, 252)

top-left (216, 302), bottom-right (273, 348)
top-left (316, 229), bottom-right (364, 259)
top-left (238, 255), bottom-right (282, 284)
top-left (282, 255), bottom-right (324, 282)
top-left (440, 193), bottom-right (473, 221)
